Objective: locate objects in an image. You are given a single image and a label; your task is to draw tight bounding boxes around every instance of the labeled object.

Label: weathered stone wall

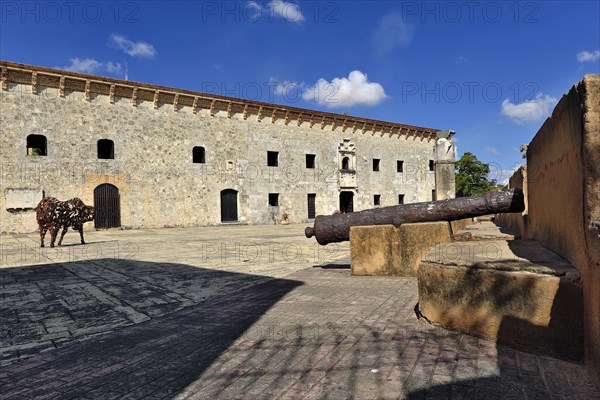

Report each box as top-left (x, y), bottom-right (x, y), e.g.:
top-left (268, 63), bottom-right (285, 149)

top-left (498, 75), bottom-right (600, 380)
top-left (495, 165), bottom-right (528, 238)
top-left (527, 81), bottom-right (587, 272)
top-left (581, 75), bottom-right (600, 381)
top-left (0, 63), bottom-right (450, 234)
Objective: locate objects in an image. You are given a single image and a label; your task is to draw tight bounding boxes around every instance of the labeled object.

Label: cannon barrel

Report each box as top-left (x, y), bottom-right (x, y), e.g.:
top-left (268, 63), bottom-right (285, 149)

top-left (305, 188), bottom-right (525, 245)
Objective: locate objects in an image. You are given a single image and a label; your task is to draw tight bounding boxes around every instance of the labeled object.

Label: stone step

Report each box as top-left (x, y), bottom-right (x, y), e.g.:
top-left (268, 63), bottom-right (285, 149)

top-left (460, 220), bottom-right (520, 240)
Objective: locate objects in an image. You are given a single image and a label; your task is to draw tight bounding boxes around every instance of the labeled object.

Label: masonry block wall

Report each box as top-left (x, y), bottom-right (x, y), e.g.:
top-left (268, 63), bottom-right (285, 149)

top-left (0, 62), bottom-right (454, 234)
top-left (500, 75), bottom-right (600, 380)
top-left (496, 165), bottom-right (529, 237)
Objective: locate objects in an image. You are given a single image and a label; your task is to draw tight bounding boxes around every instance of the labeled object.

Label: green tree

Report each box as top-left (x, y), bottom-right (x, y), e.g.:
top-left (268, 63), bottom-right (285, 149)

top-left (455, 152), bottom-right (492, 197)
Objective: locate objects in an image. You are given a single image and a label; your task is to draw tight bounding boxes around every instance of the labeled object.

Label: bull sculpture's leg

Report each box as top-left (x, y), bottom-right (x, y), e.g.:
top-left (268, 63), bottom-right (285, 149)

top-left (39, 224), bottom-right (47, 248)
top-left (58, 227), bottom-right (68, 246)
top-left (49, 225), bottom-right (58, 248)
top-left (78, 226), bottom-right (85, 244)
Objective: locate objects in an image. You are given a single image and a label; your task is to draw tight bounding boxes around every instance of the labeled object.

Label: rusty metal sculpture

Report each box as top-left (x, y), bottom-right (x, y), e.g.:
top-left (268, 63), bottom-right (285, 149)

top-left (305, 188), bottom-right (525, 245)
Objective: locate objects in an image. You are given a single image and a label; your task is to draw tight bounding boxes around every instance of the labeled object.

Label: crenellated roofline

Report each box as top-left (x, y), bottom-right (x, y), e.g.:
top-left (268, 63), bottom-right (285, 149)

top-left (0, 60), bottom-right (451, 142)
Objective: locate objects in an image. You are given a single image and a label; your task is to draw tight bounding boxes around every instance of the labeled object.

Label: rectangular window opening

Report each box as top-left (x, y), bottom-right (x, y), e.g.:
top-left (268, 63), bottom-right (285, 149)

top-left (374, 194), bottom-right (381, 206)
top-left (269, 193), bottom-right (279, 206)
top-left (306, 154), bottom-right (316, 169)
top-left (307, 193), bottom-right (316, 219)
top-left (98, 139), bottom-right (115, 160)
top-left (398, 194), bottom-right (405, 204)
top-left (373, 159), bottom-right (380, 172)
top-left (267, 151), bottom-right (279, 167)
top-left (397, 160), bottom-right (404, 173)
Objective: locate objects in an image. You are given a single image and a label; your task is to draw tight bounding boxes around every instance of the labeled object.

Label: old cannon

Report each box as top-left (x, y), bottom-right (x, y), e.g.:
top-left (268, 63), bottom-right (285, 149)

top-left (305, 188), bottom-right (525, 245)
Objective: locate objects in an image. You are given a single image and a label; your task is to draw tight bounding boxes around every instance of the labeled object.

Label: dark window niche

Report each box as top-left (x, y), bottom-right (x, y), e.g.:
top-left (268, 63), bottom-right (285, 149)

top-left (98, 139), bottom-right (114, 159)
top-left (193, 146), bottom-right (206, 163)
top-left (268, 151), bottom-right (279, 167)
top-left (397, 160), bottom-right (404, 173)
top-left (27, 134), bottom-right (47, 156)
top-left (373, 159), bottom-right (380, 172)
top-left (306, 154), bottom-right (316, 169)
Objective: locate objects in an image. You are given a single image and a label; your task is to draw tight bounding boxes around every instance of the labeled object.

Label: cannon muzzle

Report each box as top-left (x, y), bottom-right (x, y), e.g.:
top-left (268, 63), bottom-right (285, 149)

top-left (305, 188), bottom-right (525, 245)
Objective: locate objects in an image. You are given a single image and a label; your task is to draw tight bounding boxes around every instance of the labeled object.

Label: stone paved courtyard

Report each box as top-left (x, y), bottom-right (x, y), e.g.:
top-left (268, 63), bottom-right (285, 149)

top-left (1, 225), bottom-right (599, 399)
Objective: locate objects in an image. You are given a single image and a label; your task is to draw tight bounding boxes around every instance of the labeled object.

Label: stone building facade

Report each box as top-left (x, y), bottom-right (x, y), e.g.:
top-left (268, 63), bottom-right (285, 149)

top-left (0, 61), bottom-right (455, 234)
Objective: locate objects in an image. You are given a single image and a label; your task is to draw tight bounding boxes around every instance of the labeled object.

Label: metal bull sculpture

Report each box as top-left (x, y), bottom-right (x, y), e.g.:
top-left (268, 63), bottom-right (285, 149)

top-left (305, 188), bottom-right (525, 245)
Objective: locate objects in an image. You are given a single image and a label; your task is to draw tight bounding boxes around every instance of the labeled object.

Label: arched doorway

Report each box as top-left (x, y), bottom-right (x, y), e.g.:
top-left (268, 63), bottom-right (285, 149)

top-left (339, 191), bottom-right (354, 213)
top-left (221, 189), bottom-right (238, 222)
top-left (94, 184), bottom-right (121, 229)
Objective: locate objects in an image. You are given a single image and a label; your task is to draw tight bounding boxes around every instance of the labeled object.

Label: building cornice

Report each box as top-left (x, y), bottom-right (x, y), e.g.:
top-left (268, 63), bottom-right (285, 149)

top-left (0, 60), bottom-right (451, 141)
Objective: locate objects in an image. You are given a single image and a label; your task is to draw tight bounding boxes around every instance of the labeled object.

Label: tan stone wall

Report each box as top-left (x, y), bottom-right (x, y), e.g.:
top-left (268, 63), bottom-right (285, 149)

top-left (581, 75), bottom-right (600, 381)
top-left (495, 165), bottom-right (528, 238)
top-left (497, 75), bottom-right (600, 379)
top-left (1, 81), bottom-right (440, 234)
top-left (527, 82), bottom-right (587, 271)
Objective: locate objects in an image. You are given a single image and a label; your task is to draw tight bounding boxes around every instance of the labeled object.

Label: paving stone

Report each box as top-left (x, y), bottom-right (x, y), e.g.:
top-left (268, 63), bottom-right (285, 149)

top-left (0, 225), bottom-right (598, 399)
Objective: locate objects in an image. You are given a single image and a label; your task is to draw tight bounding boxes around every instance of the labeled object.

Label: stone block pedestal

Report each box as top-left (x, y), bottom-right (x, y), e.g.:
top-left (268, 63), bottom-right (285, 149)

top-left (418, 238), bottom-right (583, 361)
top-left (350, 222), bottom-right (451, 276)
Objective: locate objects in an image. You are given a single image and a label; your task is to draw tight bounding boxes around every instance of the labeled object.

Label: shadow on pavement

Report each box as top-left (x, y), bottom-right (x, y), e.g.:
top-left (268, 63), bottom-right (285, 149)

top-left (0, 258), bottom-right (303, 399)
top-left (406, 318), bottom-right (600, 400)
top-left (313, 263), bottom-right (351, 269)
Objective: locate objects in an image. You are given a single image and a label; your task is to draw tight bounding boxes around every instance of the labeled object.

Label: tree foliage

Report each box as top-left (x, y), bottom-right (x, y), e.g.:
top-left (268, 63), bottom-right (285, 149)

top-left (455, 152), bottom-right (492, 197)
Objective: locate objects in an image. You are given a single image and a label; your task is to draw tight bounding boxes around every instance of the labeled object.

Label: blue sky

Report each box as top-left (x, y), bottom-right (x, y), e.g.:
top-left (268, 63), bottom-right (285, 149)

top-left (1, 1), bottom-right (599, 183)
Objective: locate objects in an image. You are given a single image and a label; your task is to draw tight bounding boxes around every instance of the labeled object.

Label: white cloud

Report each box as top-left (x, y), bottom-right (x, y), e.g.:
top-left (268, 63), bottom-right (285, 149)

top-left (500, 93), bottom-right (558, 124)
top-left (266, 1), bottom-right (304, 23)
top-left (109, 34), bottom-right (156, 58)
top-left (453, 55), bottom-right (468, 64)
top-left (372, 13), bottom-right (413, 55)
top-left (60, 58), bottom-right (103, 74)
top-left (105, 61), bottom-right (123, 74)
top-left (57, 58), bottom-right (123, 76)
top-left (576, 50), bottom-right (600, 62)
top-left (271, 79), bottom-right (305, 96)
top-left (301, 70), bottom-right (388, 108)
top-left (484, 146), bottom-right (501, 156)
